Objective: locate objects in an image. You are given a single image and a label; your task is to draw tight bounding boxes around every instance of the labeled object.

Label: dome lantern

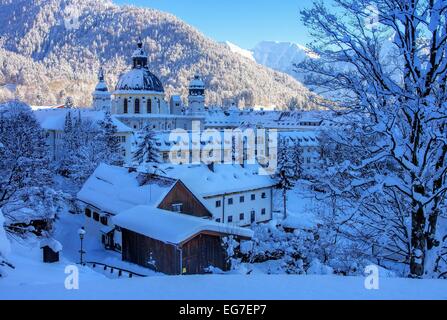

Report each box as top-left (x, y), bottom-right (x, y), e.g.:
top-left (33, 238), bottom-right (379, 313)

top-left (132, 38), bottom-right (148, 69)
top-left (115, 38), bottom-right (164, 93)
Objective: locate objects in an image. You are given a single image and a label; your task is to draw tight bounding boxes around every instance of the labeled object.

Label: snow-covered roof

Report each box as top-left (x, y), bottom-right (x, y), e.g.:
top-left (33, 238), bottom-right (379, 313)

top-left (189, 74), bottom-right (205, 89)
top-left (115, 68), bottom-right (164, 92)
top-left (113, 206), bottom-right (253, 244)
top-left (77, 164), bottom-right (177, 215)
top-left (279, 131), bottom-right (319, 147)
top-left (205, 109), bottom-right (325, 129)
top-left (94, 81), bottom-right (109, 93)
top-left (33, 109), bottom-right (132, 132)
top-left (158, 163), bottom-right (276, 198)
top-left (40, 238), bottom-right (63, 252)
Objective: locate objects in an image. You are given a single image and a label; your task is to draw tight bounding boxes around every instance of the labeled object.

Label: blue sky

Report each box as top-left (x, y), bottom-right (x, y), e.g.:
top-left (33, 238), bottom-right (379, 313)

top-left (113, 0), bottom-right (318, 49)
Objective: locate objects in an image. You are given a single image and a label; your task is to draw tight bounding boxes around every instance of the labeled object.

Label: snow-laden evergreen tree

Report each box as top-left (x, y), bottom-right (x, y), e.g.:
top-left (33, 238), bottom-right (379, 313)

top-left (133, 124), bottom-right (161, 166)
top-left (0, 101), bottom-right (64, 236)
top-left (58, 111), bottom-right (80, 177)
top-left (299, 0), bottom-right (447, 278)
top-left (275, 137), bottom-right (296, 219)
top-left (58, 111), bottom-right (125, 183)
top-left (99, 111), bottom-right (124, 166)
top-left (291, 140), bottom-right (303, 180)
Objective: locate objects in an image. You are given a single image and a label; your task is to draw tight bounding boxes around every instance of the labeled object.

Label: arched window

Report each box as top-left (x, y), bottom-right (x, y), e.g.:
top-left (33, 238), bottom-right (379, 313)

top-left (124, 98), bottom-right (128, 114)
top-left (147, 99), bottom-right (152, 113)
top-left (135, 99), bottom-right (140, 114)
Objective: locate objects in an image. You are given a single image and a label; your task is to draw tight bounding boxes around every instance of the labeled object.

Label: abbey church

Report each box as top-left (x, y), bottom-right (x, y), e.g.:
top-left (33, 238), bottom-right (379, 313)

top-left (92, 39), bottom-right (205, 131)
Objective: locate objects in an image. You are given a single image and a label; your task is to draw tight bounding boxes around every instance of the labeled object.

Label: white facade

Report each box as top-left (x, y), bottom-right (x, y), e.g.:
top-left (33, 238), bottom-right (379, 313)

top-left (187, 74), bottom-right (206, 115)
top-left (203, 187), bottom-right (273, 226)
top-left (158, 164), bottom-right (277, 227)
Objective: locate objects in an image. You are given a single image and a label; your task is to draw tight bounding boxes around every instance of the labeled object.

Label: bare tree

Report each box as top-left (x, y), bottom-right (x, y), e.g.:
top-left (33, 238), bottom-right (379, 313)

top-left (299, 0), bottom-right (447, 277)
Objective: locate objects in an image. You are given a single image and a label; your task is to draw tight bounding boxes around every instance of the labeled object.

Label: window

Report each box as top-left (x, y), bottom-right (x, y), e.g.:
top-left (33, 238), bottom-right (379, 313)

top-left (93, 212), bottom-right (100, 222)
top-left (135, 98), bottom-right (140, 114)
top-left (216, 218), bottom-right (221, 223)
top-left (85, 208), bottom-right (91, 218)
top-left (251, 194), bottom-right (256, 201)
top-left (251, 211), bottom-right (256, 223)
top-left (147, 99), bottom-right (152, 113)
top-left (240, 196), bottom-right (245, 203)
top-left (216, 200), bottom-right (222, 208)
top-left (124, 99), bottom-right (128, 113)
top-left (261, 192), bottom-right (267, 199)
top-left (100, 216), bottom-right (108, 226)
top-left (228, 216), bottom-right (233, 223)
top-left (239, 213), bottom-right (245, 221)
top-left (228, 198), bottom-right (233, 205)
top-left (120, 136), bottom-right (126, 143)
top-left (172, 203), bottom-right (183, 213)
top-left (261, 208), bottom-right (266, 215)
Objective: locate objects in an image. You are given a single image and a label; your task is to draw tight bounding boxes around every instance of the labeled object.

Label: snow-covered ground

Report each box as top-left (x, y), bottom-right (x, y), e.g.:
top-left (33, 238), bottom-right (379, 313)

top-left (1, 181), bottom-right (445, 300)
top-left (1, 208), bottom-right (446, 300)
top-left (2, 253), bottom-right (447, 300)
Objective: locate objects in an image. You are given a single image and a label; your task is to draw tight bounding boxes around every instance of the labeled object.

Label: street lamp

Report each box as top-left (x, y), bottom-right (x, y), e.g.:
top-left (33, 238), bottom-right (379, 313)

top-left (78, 227), bottom-right (86, 265)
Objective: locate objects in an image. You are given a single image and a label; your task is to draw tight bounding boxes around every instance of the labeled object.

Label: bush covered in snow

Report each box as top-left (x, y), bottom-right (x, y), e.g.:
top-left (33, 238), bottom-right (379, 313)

top-left (229, 221), bottom-right (391, 277)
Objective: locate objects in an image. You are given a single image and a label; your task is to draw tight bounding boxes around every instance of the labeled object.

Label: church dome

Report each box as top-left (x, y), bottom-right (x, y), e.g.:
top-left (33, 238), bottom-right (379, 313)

top-left (189, 74), bottom-right (205, 89)
top-left (115, 39), bottom-right (165, 93)
top-left (94, 67), bottom-right (109, 92)
top-left (116, 68), bottom-right (164, 92)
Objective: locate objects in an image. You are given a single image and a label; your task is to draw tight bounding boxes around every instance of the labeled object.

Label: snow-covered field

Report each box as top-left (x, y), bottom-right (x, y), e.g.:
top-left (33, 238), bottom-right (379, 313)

top-left (1, 233), bottom-right (447, 300)
top-left (2, 261), bottom-right (447, 300)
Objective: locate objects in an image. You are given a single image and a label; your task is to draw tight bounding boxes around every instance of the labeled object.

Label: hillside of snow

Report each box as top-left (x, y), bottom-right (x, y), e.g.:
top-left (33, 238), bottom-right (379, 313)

top-left (252, 41), bottom-right (317, 82)
top-left (223, 41), bottom-right (255, 62)
top-left (224, 40), bottom-right (317, 84)
top-left (0, 0), bottom-right (315, 109)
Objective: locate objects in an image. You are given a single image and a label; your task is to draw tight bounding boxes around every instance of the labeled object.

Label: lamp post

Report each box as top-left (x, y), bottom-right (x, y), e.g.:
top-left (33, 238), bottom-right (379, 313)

top-left (78, 227), bottom-right (86, 265)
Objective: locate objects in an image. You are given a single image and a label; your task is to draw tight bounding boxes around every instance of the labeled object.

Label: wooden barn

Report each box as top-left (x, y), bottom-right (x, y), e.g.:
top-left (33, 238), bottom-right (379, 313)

top-left (113, 206), bottom-right (253, 275)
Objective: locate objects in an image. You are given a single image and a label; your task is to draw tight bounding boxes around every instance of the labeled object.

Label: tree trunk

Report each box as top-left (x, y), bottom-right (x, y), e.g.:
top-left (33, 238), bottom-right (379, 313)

top-left (410, 205), bottom-right (426, 278)
top-left (283, 189), bottom-right (287, 220)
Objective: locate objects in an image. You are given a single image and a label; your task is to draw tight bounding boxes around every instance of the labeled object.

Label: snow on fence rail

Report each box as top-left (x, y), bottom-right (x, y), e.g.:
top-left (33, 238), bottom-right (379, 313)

top-left (85, 261), bottom-right (147, 278)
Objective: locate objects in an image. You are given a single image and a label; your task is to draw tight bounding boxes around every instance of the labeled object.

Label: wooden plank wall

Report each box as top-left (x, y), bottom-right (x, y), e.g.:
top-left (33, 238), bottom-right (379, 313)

top-left (121, 228), bottom-right (181, 275)
top-left (158, 181), bottom-right (211, 218)
top-left (182, 234), bottom-right (229, 274)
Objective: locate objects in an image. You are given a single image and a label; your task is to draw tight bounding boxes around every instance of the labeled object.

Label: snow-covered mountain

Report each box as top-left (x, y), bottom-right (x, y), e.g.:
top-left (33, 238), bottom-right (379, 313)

top-left (253, 41), bottom-right (317, 77)
top-left (225, 40), bottom-right (317, 83)
top-left (0, 0), bottom-right (315, 109)
top-left (223, 41), bottom-right (255, 62)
